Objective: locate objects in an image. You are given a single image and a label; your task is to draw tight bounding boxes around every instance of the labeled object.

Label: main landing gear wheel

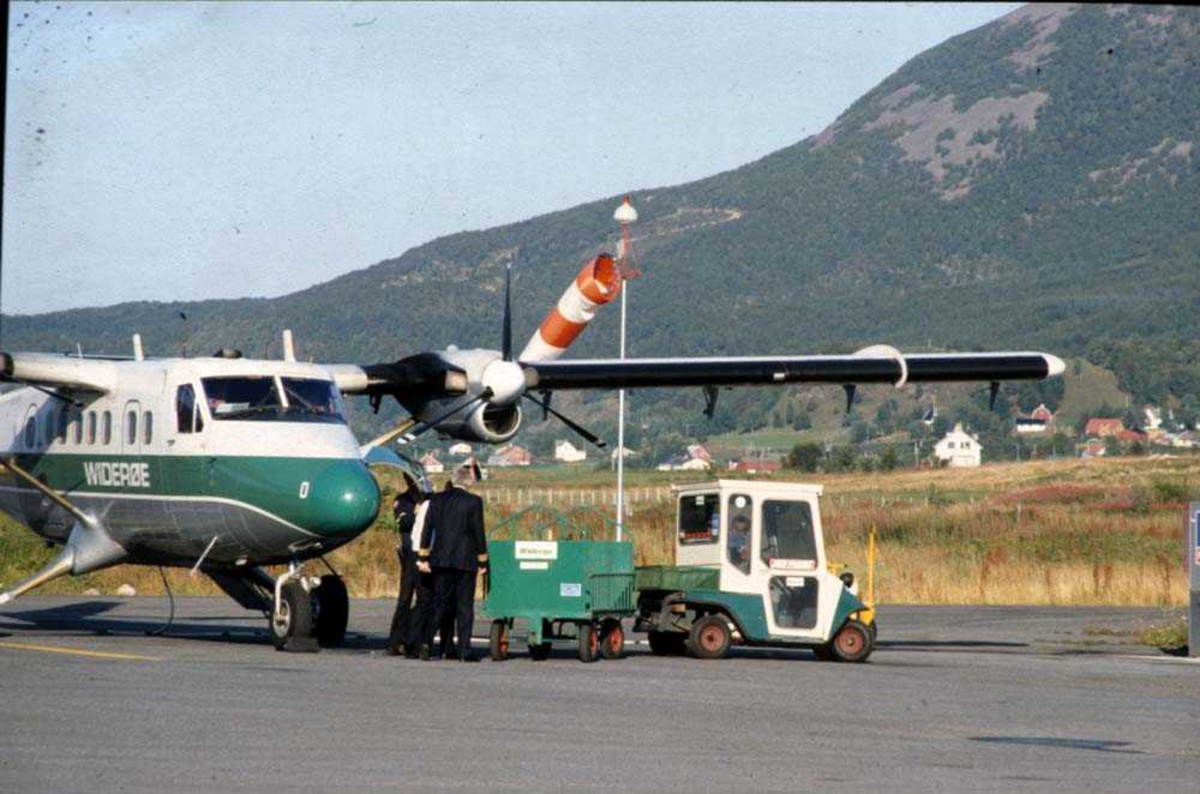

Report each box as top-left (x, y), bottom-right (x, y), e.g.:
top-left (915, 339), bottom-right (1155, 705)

top-left (489, 620), bottom-right (510, 661)
top-left (826, 618), bottom-right (874, 663)
top-left (314, 574), bottom-right (349, 648)
top-left (577, 622), bottom-right (599, 663)
top-left (271, 580), bottom-right (317, 653)
top-left (648, 630), bottom-right (687, 656)
top-left (687, 615), bottom-right (732, 660)
top-left (599, 618), bottom-right (625, 660)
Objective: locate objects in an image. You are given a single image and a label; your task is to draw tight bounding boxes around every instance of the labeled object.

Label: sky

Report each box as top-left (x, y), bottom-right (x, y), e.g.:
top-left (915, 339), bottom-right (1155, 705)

top-left (2, 1), bottom-right (1019, 316)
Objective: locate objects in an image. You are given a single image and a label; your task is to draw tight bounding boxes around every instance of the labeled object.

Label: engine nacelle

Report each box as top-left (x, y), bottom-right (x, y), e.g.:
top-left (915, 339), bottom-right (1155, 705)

top-left (417, 398), bottom-right (522, 444)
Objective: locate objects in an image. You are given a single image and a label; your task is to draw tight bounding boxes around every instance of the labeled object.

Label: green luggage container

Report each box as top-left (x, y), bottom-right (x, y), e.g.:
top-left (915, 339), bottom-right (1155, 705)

top-left (484, 535), bottom-right (635, 663)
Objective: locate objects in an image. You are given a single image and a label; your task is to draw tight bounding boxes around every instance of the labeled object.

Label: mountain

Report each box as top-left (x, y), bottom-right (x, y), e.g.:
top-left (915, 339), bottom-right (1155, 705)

top-left (5, 4), bottom-right (1199, 444)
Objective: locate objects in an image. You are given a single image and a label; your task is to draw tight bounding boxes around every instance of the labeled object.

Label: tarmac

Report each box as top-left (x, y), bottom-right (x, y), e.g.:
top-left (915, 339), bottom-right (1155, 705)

top-left (1, 596), bottom-right (1197, 792)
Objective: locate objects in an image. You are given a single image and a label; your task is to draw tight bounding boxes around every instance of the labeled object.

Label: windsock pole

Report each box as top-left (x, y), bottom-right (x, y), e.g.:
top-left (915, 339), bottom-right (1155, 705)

top-left (613, 196), bottom-right (638, 543)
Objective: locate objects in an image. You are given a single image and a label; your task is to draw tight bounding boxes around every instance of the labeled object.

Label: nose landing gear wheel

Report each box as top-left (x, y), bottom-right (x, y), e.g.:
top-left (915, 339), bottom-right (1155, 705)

top-left (271, 580), bottom-right (317, 652)
top-left (599, 618), bottom-right (625, 660)
top-left (314, 574), bottom-right (348, 648)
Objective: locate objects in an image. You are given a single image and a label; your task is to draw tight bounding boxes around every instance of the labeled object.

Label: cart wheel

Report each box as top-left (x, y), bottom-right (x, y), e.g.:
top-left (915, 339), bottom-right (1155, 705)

top-left (528, 642), bottom-right (552, 661)
top-left (577, 623), bottom-right (599, 663)
top-left (687, 614), bottom-right (732, 660)
top-left (599, 619), bottom-right (625, 660)
top-left (828, 619), bottom-right (874, 663)
top-left (648, 630), bottom-right (686, 656)
top-left (489, 620), bottom-right (510, 661)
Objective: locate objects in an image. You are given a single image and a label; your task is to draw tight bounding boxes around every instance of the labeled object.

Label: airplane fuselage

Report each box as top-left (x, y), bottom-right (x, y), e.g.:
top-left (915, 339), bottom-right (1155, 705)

top-left (0, 356), bottom-right (380, 572)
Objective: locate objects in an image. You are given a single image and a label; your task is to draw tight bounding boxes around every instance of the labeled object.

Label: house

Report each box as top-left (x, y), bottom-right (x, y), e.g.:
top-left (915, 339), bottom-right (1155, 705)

top-left (1144, 406), bottom-right (1162, 431)
top-left (448, 442), bottom-right (473, 458)
top-left (933, 423), bottom-right (982, 468)
top-left (553, 439), bottom-right (587, 463)
top-left (486, 444), bottom-right (531, 468)
top-left (1015, 403), bottom-right (1055, 434)
top-left (1116, 429), bottom-right (1148, 445)
top-left (1170, 431), bottom-right (1197, 449)
top-left (1080, 437), bottom-right (1106, 458)
top-left (728, 458), bottom-right (783, 474)
top-left (418, 451), bottom-right (445, 474)
top-left (686, 444), bottom-right (713, 464)
top-left (1084, 418), bottom-right (1124, 437)
top-left (656, 455), bottom-right (712, 472)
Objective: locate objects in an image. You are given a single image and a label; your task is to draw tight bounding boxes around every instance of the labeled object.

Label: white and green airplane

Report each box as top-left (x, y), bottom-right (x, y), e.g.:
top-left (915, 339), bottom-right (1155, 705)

top-left (0, 270), bottom-right (1065, 651)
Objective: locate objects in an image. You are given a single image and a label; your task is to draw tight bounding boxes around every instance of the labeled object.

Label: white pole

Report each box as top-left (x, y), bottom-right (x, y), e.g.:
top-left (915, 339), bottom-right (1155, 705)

top-left (616, 281), bottom-right (627, 542)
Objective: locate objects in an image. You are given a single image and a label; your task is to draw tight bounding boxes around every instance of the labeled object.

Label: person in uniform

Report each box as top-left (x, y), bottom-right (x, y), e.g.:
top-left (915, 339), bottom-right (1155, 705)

top-left (416, 462), bottom-right (488, 662)
top-left (385, 474), bottom-right (426, 656)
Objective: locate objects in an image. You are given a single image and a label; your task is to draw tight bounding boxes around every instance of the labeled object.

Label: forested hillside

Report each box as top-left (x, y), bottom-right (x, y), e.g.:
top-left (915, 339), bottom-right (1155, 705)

top-left (5, 5), bottom-right (1198, 446)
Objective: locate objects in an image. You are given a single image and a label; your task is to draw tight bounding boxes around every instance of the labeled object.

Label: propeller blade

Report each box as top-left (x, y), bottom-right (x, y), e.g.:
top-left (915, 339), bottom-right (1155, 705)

top-left (502, 262), bottom-right (513, 361)
top-left (523, 393), bottom-right (606, 449)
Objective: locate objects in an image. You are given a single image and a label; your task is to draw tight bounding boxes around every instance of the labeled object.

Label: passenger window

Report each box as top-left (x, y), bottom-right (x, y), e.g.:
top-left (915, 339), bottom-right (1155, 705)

top-left (678, 493), bottom-right (720, 545)
top-left (127, 411), bottom-right (138, 445)
top-left (57, 408), bottom-right (69, 443)
top-left (761, 500), bottom-right (817, 564)
top-left (727, 494), bottom-right (753, 574)
top-left (86, 411), bottom-right (97, 445)
top-left (24, 415), bottom-right (37, 449)
top-left (143, 411), bottom-right (153, 444)
top-left (102, 411), bottom-right (112, 445)
top-left (44, 411), bottom-right (55, 446)
top-left (73, 411), bottom-right (83, 445)
top-left (176, 384), bottom-right (203, 433)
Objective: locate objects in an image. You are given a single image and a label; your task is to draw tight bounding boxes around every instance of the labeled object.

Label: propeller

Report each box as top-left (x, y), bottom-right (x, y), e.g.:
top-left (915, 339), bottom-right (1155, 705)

top-left (523, 392), bottom-right (606, 449)
top-left (502, 262), bottom-right (513, 361)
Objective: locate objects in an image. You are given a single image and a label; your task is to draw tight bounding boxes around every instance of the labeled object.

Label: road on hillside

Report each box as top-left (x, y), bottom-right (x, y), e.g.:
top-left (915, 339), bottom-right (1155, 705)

top-left (1, 597), bottom-right (1196, 793)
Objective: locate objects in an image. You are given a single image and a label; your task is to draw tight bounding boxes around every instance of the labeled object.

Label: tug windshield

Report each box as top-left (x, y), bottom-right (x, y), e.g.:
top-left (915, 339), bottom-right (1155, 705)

top-left (201, 376), bottom-right (344, 423)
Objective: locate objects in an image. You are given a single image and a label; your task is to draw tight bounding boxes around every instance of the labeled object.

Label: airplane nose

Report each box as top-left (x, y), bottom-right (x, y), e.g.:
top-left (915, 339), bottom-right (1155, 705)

top-left (308, 461), bottom-right (381, 538)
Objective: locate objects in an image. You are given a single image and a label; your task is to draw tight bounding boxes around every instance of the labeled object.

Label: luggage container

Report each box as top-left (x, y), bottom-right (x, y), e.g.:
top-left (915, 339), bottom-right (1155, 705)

top-left (484, 509), bottom-right (635, 662)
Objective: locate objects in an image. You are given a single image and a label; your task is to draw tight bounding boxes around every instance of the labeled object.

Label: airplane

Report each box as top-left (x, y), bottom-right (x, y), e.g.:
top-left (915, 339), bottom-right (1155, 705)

top-left (0, 252), bottom-right (1066, 652)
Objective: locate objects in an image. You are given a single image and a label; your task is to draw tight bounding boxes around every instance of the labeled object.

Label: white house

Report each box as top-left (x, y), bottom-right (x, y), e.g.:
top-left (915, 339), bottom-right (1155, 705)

top-left (448, 442), bottom-right (473, 458)
top-left (553, 439), bottom-right (587, 463)
top-left (419, 451), bottom-right (445, 474)
top-left (933, 423), bottom-right (982, 468)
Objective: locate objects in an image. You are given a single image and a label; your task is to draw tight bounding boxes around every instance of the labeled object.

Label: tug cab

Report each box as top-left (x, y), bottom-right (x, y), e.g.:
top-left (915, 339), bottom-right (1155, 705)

top-left (635, 480), bottom-right (875, 662)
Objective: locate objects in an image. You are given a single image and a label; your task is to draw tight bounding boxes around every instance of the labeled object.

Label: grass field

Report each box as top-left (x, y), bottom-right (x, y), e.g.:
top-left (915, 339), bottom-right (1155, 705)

top-left (1, 455), bottom-right (1195, 607)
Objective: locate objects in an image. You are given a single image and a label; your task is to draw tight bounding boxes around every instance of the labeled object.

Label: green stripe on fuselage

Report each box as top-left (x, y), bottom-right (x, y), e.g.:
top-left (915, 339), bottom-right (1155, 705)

top-left (6, 452), bottom-right (380, 540)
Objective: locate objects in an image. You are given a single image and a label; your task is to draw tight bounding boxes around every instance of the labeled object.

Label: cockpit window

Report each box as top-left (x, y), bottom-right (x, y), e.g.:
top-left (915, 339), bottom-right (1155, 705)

top-left (280, 378), bottom-right (345, 422)
top-left (200, 376), bottom-right (344, 423)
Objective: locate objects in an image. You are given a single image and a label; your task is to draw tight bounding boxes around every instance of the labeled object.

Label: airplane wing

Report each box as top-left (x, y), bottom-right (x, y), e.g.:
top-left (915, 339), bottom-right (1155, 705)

top-left (0, 352), bottom-right (117, 395)
top-left (522, 350), bottom-right (1065, 391)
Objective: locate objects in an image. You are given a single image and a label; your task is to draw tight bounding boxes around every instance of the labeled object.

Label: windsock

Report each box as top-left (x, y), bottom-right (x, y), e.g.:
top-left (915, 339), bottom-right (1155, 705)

top-left (520, 253), bottom-right (622, 361)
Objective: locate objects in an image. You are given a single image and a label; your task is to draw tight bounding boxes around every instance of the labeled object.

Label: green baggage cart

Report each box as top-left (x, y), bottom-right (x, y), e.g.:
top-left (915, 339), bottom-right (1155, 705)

top-left (484, 509), bottom-right (635, 662)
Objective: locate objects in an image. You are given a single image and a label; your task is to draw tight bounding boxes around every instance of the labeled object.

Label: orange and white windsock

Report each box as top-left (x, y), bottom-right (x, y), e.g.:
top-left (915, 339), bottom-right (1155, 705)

top-left (520, 253), bottom-right (622, 361)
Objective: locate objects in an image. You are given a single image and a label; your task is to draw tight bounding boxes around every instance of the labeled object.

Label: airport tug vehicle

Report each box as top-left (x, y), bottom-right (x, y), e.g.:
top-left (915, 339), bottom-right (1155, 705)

top-left (634, 480), bottom-right (875, 662)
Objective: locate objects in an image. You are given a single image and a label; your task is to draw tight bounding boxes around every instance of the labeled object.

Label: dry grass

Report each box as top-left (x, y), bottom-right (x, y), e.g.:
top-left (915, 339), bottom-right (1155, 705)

top-left (1, 455), bottom-right (1195, 605)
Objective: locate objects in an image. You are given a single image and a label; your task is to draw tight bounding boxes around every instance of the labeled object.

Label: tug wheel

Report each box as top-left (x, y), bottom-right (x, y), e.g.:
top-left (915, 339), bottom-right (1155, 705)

top-left (687, 615), bottom-right (732, 660)
top-left (578, 622), bottom-right (599, 663)
top-left (599, 619), bottom-right (625, 660)
top-left (314, 575), bottom-right (349, 648)
top-left (489, 620), bottom-right (510, 661)
top-left (828, 619), bottom-right (874, 663)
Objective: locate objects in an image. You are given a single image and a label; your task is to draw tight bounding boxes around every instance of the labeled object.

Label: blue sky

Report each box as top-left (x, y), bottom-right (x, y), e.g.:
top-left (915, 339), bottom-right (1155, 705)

top-left (3, 1), bottom-right (1019, 315)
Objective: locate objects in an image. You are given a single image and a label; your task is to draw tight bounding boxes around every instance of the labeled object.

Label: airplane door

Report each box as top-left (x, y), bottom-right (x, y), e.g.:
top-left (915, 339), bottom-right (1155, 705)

top-left (166, 383), bottom-right (208, 497)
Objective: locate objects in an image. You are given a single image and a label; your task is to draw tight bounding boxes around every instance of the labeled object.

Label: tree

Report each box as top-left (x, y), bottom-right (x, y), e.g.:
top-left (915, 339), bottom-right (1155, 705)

top-left (880, 445), bottom-right (899, 471)
top-left (786, 442), bottom-right (822, 472)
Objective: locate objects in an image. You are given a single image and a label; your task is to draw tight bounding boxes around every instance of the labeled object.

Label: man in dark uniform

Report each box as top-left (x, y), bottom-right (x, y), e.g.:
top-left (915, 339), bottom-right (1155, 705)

top-left (417, 463), bottom-right (488, 662)
top-left (385, 475), bottom-right (425, 656)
